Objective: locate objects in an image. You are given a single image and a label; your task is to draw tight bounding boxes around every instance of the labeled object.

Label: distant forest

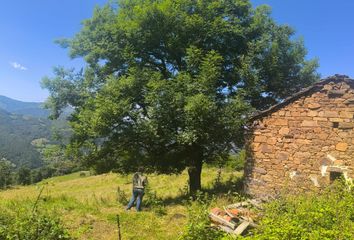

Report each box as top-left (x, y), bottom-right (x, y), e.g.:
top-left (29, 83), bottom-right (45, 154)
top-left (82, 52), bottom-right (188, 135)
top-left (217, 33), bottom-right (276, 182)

top-left (0, 95), bottom-right (69, 168)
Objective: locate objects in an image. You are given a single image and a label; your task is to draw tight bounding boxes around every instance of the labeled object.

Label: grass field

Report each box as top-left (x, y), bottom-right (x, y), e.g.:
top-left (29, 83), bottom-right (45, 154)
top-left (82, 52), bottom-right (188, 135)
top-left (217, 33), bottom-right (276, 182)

top-left (0, 167), bottom-right (243, 240)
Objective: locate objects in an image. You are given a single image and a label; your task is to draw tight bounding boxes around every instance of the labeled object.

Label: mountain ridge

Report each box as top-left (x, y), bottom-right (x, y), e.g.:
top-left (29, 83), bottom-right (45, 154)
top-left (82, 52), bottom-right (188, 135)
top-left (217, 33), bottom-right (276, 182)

top-left (0, 95), bottom-right (49, 117)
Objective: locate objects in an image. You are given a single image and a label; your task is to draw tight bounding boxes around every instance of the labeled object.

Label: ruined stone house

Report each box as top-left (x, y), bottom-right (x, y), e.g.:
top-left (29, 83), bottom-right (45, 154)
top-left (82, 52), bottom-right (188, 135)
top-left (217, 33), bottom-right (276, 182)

top-left (244, 75), bottom-right (354, 198)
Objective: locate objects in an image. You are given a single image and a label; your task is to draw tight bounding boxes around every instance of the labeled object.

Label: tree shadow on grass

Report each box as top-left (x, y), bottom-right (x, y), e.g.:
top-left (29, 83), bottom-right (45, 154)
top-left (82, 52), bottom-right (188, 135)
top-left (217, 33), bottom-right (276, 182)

top-left (159, 172), bottom-right (245, 206)
top-left (204, 173), bottom-right (244, 196)
top-left (160, 193), bottom-right (190, 206)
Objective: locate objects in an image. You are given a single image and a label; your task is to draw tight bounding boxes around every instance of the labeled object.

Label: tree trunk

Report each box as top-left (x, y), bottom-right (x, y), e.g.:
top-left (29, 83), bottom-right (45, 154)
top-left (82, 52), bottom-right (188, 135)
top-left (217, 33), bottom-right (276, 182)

top-left (188, 159), bottom-right (203, 195)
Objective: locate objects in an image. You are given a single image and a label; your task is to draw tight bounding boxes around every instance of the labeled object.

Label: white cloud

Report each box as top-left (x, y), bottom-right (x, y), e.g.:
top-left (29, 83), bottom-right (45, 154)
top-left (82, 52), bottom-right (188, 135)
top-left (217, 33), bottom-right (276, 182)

top-left (10, 61), bottom-right (28, 71)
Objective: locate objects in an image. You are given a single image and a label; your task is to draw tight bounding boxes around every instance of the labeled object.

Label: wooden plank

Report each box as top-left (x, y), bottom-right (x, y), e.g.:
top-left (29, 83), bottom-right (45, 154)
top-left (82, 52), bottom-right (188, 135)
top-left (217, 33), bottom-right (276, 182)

top-left (239, 217), bottom-right (259, 228)
top-left (217, 225), bottom-right (235, 234)
top-left (209, 213), bottom-right (236, 229)
top-left (223, 207), bottom-right (238, 219)
top-left (233, 221), bottom-right (250, 235)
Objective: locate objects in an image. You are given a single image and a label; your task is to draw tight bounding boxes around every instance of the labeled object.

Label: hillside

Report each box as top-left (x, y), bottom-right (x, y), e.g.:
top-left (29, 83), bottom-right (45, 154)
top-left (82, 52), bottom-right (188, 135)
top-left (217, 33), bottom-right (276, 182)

top-left (0, 167), bottom-right (241, 240)
top-left (0, 96), bottom-right (71, 168)
top-left (0, 109), bottom-right (51, 167)
top-left (1, 167), bottom-right (353, 240)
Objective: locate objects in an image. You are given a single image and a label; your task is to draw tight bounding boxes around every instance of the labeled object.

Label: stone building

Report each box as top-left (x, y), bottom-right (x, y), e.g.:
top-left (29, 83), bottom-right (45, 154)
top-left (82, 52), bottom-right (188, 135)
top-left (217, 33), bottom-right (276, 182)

top-left (244, 75), bottom-right (354, 198)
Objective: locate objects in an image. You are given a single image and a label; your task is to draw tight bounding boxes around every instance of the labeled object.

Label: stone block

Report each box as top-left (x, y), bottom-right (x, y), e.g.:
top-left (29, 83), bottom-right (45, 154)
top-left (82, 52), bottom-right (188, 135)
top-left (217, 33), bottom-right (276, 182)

top-left (254, 135), bottom-right (267, 143)
top-left (322, 111), bottom-right (338, 118)
top-left (318, 121), bottom-right (332, 127)
top-left (278, 111), bottom-right (285, 116)
top-left (261, 175), bottom-right (274, 182)
top-left (267, 138), bottom-right (277, 145)
top-left (294, 152), bottom-right (311, 159)
top-left (301, 120), bottom-right (318, 127)
top-left (318, 133), bottom-right (328, 140)
top-left (254, 167), bottom-right (267, 175)
top-left (259, 144), bottom-right (274, 153)
top-left (288, 120), bottom-right (301, 127)
top-left (344, 99), bottom-right (354, 105)
top-left (271, 119), bottom-right (288, 126)
top-left (323, 83), bottom-right (334, 90)
top-left (313, 117), bottom-right (328, 121)
top-left (328, 89), bottom-right (346, 97)
top-left (313, 127), bottom-right (322, 133)
top-left (295, 139), bottom-right (311, 145)
top-left (306, 133), bottom-right (317, 140)
top-left (329, 118), bottom-right (343, 122)
top-left (277, 152), bottom-right (289, 161)
top-left (338, 132), bottom-right (349, 138)
top-left (308, 103), bottom-right (321, 110)
top-left (336, 142), bottom-right (348, 151)
top-left (339, 111), bottom-right (353, 118)
top-left (338, 122), bottom-right (354, 129)
top-left (307, 111), bottom-right (318, 117)
top-left (279, 127), bottom-right (290, 135)
top-left (254, 152), bottom-right (265, 158)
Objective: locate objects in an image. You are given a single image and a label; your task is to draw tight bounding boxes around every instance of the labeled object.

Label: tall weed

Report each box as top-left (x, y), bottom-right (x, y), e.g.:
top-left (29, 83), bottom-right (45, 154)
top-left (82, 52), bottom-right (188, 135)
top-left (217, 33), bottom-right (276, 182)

top-left (180, 192), bottom-right (225, 240)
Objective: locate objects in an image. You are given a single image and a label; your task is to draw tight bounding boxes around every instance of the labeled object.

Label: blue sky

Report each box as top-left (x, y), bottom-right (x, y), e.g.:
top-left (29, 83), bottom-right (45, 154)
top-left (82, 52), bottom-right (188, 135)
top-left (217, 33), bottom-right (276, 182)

top-left (0, 0), bottom-right (353, 102)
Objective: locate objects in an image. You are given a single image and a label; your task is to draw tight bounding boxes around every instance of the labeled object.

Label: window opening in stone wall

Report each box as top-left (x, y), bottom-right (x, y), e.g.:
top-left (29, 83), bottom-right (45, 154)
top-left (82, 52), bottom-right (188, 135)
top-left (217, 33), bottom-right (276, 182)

top-left (332, 122), bottom-right (339, 128)
top-left (329, 171), bottom-right (343, 183)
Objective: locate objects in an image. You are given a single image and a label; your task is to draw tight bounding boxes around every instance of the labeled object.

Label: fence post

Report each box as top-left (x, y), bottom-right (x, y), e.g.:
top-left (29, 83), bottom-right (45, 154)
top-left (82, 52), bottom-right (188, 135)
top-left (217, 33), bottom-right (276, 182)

top-left (116, 214), bottom-right (122, 240)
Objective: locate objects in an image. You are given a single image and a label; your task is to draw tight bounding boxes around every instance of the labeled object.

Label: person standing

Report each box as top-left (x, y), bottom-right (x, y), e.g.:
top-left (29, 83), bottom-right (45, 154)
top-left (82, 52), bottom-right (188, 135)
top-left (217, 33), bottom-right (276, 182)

top-left (126, 167), bottom-right (148, 211)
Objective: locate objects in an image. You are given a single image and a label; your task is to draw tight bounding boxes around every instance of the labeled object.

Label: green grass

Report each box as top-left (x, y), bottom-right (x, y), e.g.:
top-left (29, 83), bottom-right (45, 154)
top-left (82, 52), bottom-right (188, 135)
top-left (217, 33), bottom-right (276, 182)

top-left (0, 167), bottom-right (243, 240)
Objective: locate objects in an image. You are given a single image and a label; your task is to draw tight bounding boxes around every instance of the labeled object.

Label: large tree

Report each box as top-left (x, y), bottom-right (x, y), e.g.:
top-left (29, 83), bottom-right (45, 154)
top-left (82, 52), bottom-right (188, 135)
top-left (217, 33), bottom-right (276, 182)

top-left (42, 0), bottom-right (319, 193)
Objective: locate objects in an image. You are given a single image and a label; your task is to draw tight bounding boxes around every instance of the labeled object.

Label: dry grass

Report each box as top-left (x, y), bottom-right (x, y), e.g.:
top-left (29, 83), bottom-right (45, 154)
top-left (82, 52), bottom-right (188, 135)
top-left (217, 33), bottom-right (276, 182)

top-left (0, 167), bottom-right (242, 240)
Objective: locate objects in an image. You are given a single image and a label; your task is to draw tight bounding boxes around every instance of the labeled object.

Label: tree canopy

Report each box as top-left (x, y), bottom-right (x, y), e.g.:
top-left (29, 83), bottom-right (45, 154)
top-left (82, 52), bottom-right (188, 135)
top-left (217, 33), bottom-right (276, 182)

top-left (42, 0), bottom-right (319, 192)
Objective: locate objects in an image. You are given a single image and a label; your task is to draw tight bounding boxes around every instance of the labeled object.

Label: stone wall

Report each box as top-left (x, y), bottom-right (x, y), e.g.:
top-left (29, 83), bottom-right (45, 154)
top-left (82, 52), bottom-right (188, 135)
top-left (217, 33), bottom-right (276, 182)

top-left (244, 79), bottom-right (354, 198)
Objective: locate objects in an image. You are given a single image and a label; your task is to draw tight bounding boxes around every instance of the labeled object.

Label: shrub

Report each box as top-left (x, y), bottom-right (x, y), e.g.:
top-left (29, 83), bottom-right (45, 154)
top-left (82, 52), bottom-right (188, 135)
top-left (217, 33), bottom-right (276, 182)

top-left (248, 180), bottom-right (354, 240)
top-left (180, 192), bottom-right (225, 240)
top-left (144, 186), bottom-right (167, 215)
top-left (225, 150), bottom-right (246, 171)
top-left (116, 186), bottom-right (129, 205)
top-left (181, 180), bottom-right (354, 240)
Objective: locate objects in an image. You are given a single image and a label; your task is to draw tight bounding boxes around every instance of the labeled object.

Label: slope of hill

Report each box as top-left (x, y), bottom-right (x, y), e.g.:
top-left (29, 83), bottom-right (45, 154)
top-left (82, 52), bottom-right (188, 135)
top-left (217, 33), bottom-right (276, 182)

top-left (0, 168), bottom-right (240, 240)
top-left (0, 96), bottom-right (71, 168)
top-left (0, 95), bottom-right (49, 117)
top-left (0, 109), bottom-right (51, 167)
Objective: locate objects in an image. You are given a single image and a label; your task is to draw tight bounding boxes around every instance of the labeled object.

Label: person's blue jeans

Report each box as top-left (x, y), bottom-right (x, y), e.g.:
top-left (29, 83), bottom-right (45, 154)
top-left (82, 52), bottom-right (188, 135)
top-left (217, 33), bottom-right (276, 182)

top-left (126, 188), bottom-right (144, 211)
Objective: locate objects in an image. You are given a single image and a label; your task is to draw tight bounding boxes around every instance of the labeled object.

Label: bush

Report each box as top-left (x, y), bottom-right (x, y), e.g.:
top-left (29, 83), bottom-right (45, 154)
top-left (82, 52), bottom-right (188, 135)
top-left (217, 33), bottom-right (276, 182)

top-left (225, 150), bottom-right (246, 171)
top-left (181, 181), bottom-right (354, 240)
top-left (144, 186), bottom-right (167, 215)
top-left (180, 192), bottom-right (225, 240)
top-left (248, 180), bottom-right (354, 240)
top-left (116, 186), bottom-right (129, 205)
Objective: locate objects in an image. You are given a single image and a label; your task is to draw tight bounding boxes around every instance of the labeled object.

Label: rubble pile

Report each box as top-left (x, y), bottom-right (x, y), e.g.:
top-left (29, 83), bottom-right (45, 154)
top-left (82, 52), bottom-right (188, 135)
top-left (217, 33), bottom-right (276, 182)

top-left (209, 199), bottom-right (262, 236)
